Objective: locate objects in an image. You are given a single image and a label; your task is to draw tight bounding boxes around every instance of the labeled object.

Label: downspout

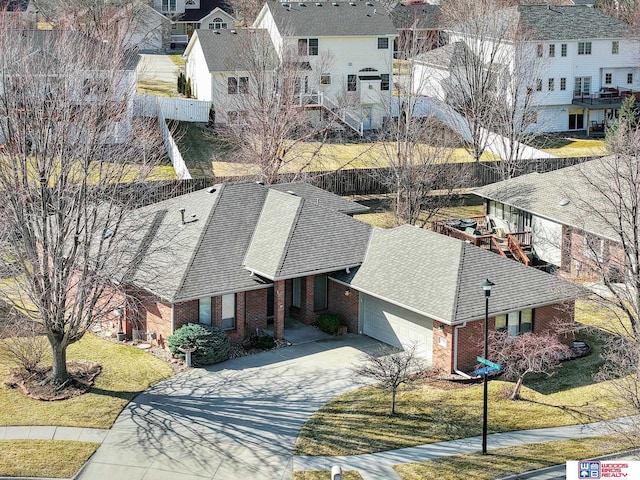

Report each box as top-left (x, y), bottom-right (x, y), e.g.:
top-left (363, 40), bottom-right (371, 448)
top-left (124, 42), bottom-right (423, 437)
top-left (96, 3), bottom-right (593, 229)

top-left (170, 304), bottom-right (175, 333)
top-left (453, 322), bottom-right (473, 379)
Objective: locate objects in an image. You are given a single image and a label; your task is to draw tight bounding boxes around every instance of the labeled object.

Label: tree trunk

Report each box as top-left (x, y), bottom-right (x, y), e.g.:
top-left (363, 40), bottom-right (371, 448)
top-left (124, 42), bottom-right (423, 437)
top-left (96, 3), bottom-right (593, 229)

top-left (49, 337), bottom-right (69, 384)
top-left (390, 388), bottom-right (396, 415)
top-left (511, 376), bottom-right (524, 400)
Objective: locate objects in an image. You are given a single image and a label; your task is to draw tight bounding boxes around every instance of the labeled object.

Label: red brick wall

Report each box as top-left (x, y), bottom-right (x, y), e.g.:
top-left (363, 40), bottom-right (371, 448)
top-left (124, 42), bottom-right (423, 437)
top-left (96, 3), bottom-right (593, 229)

top-left (274, 280), bottom-right (285, 339)
top-left (328, 279), bottom-right (359, 332)
top-left (432, 322), bottom-right (453, 373)
top-left (245, 288), bottom-right (268, 334)
top-left (450, 301), bottom-right (576, 373)
top-left (562, 226), bottom-right (625, 281)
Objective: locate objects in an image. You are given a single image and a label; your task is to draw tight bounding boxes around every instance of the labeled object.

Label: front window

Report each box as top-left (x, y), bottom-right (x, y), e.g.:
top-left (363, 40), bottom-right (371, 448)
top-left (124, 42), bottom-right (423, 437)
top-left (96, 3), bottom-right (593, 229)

top-left (628, 73), bottom-right (633, 84)
top-left (199, 297), bottom-right (212, 325)
top-left (378, 37), bottom-right (389, 49)
top-left (536, 78), bottom-right (542, 91)
top-left (495, 309), bottom-right (533, 336)
top-left (605, 73), bottom-right (612, 85)
top-left (313, 276), bottom-right (328, 311)
top-left (298, 38), bottom-right (318, 56)
top-left (221, 294), bottom-right (235, 330)
top-left (381, 73), bottom-right (390, 91)
top-left (209, 18), bottom-right (227, 29)
top-left (561, 43), bottom-right (567, 57)
top-left (537, 44), bottom-right (543, 57)
top-left (549, 44), bottom-right (555, 57)
top-left (612, 41), bottom-right (619, 54)
top-left (162, 0), bottom-right (176, 12)
top-left (578, 41), bottom-right (591, 55)
top-left (548, 78), bottom-right (554, 91)
top-left (347, 74), bottom-right (357, 92)
top-left (560, 77), bottom-right (566, 91)
top-left (228, 76), bottom-right (248, 94)
top-left (320, 73), bottom-right (331, 85)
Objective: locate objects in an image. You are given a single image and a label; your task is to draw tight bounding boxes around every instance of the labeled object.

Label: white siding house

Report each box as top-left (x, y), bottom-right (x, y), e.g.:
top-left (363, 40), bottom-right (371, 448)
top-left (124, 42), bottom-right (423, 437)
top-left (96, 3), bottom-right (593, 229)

top-left (412, 5), bottom-right (639, 134)
top-left (253, 1), bottom-right (397, 130)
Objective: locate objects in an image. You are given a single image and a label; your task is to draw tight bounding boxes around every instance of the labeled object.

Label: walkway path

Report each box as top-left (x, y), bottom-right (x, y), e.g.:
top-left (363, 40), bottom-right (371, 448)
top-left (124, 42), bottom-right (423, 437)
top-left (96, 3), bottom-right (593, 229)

top-left (0, 425), bottom-right (108, 443)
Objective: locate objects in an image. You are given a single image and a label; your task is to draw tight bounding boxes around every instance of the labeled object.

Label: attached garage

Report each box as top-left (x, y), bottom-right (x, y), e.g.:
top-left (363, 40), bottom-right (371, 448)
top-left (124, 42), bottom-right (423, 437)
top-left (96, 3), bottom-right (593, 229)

top-left (360, 293), bottom-right (433, 362)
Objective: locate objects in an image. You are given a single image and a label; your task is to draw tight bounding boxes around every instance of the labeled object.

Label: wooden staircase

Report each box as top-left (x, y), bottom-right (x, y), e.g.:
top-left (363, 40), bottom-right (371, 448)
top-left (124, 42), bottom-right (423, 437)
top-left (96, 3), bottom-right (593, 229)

top-left (299, 92), bottom-right (363, 136)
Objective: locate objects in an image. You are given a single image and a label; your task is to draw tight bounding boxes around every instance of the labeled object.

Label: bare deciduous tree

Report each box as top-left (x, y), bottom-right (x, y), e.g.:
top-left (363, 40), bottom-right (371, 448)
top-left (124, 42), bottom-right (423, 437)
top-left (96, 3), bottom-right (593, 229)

top-left (352, 345), bottom-right (427, 416)
top-left (439, 0), bottom-right (546, 172)
top-left (489, 330), bottom-right (569, 400)
top-left (215, 29), bottom-right (346, 184)
top-left (0, 19), bottom-right (167, 384)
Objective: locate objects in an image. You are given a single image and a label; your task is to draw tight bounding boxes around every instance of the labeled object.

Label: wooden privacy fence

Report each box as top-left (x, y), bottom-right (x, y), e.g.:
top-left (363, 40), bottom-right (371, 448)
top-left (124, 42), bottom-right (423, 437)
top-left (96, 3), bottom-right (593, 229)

top-left (111, 156), bottom-right (600, 207)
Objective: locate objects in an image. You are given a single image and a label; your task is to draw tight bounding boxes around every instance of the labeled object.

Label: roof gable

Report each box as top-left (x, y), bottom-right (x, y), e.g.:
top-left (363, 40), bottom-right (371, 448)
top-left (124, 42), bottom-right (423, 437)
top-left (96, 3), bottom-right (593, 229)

top-left (352, 225), bottom-right (578, 323)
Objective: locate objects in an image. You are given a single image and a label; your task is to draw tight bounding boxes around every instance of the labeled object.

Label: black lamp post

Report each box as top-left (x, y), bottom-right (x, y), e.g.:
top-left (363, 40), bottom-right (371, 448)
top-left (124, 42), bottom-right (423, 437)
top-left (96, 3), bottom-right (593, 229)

top-left (481, 278), bottom-right (494, 455)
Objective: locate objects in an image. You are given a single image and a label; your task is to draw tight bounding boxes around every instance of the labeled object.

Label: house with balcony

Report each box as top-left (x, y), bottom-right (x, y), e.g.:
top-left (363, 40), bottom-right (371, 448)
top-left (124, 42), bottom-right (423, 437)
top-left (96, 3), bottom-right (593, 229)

top-left (251, 0), bottom-right (397, 131)
top-left (153, 0), bottom-right (236, 47)
top-left (411, 5), bottom-right (639, 135)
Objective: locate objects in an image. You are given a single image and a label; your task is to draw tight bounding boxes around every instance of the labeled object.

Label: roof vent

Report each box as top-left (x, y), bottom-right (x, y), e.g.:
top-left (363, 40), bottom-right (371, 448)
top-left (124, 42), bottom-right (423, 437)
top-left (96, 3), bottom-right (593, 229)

top-left (559, 198), bottom-right (570, 207)
top-left (281, 2), bottom-right (289, 6)
top-left (207, 187), bottom-right (217, 193)
top-left (179, 208), bottom-right (186, 225)
top-left (298, 2), bottom-right (306, 5)
top-left (213, 30), bottom-right (220, 34)
top-left (230, 29), bottom-right (237, 34)
top-left (255, 180), bottom-right (265, 185)
top-left (316, 1), bottom-right (322, 4)
top-left (366, 1), bottom-right (373, 5)
top-left (332, 2), bottom-right (338, 5)
top-left (286, 190), bottom-right (298, 196)
top-left (349, 1), bottom-right (356, 4)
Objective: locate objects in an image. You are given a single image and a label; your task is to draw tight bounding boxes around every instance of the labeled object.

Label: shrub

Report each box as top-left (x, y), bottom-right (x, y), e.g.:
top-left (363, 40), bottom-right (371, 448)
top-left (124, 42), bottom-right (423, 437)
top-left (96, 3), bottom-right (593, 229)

top-left (167, 323), bottom-right (230, 366)
top-left (185, 78), bottom-right (192, 98)
top-left (0, 318), bottom-right (48, 374)
top-left (317, 313), bottom-right (342, 335)
top-left (243, 333), bottom-right (275, 351)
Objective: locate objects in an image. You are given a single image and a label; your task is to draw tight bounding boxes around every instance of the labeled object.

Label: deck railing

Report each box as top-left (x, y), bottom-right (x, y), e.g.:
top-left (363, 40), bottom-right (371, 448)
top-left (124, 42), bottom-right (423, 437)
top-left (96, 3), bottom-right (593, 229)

top-left (299, 91), bottom-right (363, 136)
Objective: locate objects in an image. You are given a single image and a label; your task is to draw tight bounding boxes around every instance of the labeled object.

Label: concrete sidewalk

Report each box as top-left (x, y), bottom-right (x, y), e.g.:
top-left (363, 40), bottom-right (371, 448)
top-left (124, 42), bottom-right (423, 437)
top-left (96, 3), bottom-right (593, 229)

top-left (0, 425), bottom-right (108, 443)
top-left (294, 417), bottom-right (637, 480)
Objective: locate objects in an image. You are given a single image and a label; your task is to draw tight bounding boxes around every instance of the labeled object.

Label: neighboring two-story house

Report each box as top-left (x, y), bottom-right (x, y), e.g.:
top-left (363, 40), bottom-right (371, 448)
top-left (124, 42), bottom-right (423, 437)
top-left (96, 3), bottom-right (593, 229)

top-left (412, 5), bottom-right (639, 135)
top-left (153, 0), bottom-right (236, 47)
top-left (252, 0), bottom-right (397, 131)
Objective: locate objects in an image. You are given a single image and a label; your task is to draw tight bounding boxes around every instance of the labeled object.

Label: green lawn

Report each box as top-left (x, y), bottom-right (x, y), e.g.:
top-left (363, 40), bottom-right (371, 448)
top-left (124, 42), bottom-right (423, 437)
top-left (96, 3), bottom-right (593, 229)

top-left (0, 440), bottom-right (99, 478)
top-left (533, 137), bottom-right (608, 158)
top-left (0, 333), bottom-right (174, 428)
top-left (395, 435), bottom-right (624, 480)
top-left (294, 302), bottom-right (618, 457)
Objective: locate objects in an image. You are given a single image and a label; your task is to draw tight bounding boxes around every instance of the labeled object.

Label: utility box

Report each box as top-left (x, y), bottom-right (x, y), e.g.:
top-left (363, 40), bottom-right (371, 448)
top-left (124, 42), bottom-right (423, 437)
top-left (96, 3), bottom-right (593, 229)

top-left (331, 465), bottom-right (342, 480)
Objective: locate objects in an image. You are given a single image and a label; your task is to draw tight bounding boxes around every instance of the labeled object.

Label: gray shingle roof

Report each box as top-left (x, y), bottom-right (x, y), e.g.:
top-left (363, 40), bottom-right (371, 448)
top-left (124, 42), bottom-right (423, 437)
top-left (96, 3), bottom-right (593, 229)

top-left (127, 182), bottom-right (371, 301)
top-left (178, 0), bottom-right (233, 22)
top-left (270, 182), bottom-right (370, 214)
top-left (262, 1), bottom-right (397, 37)
top-left (473, 156), bottom-right (622, 242)
top-left (390, 3), bottom-right (441, 30)
top-left (351, 225), bottom-right (578, 324)
top-left (498, 5), bottom-right (630, 41)
top-left (413, 41), bottom-right (467, 68)
top-left (193, 28), bottom-right (277, 73)
top-left (244, 189), bottom-right (372, 279)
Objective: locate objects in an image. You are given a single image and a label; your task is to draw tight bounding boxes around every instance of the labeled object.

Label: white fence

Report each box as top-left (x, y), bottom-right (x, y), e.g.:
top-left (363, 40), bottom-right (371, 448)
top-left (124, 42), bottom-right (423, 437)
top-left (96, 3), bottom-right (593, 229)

top-left (157, 108), bottom-right (191, 180)
top-left (135, 94), bottom-right (211, 122)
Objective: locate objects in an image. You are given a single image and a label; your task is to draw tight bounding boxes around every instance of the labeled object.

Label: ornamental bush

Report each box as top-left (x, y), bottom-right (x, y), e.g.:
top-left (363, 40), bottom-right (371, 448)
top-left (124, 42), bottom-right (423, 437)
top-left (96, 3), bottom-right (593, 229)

top-left (317, 313), bottom-right (342, 334)
top-left (167, 323), bottom-right (230, 366)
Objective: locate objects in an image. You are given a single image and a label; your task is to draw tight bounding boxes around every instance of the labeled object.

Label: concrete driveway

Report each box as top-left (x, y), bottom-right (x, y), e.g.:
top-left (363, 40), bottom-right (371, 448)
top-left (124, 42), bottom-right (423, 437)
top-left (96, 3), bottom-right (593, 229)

top-left (77, 335), bottom-right (383, 480)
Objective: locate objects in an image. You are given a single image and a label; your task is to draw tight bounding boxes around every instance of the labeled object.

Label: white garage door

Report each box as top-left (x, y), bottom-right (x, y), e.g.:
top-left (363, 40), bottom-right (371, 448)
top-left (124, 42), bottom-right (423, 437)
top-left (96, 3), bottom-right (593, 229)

top-left (361, 294), bottom-right (433, 362)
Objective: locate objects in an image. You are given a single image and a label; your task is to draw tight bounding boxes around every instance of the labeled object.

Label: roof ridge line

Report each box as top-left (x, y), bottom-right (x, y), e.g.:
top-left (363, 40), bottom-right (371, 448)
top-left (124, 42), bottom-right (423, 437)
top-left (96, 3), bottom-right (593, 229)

top-left (173, 184), bottom-right (225, 302)
top-left (273, 193), bottom-right (305, 278)
top-left (450, 240), bottom-right (467, 321)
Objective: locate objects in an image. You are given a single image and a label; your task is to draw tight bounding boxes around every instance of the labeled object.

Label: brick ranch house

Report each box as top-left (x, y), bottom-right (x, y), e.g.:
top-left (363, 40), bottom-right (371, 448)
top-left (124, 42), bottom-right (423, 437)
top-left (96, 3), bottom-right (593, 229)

top-left (106, 181), bottom-right (578, 375)
top-left (474, 156), bottom-right (628, 281)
